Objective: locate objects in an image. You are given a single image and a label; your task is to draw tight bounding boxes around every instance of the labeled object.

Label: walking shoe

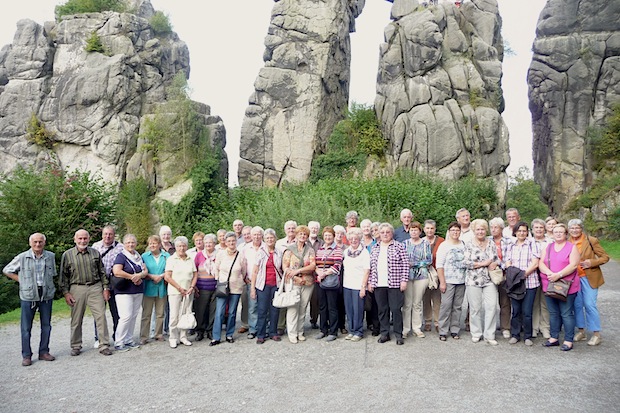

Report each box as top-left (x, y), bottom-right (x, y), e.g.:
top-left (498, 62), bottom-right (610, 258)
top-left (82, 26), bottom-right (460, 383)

top-left (38, 353), bottom-right (55, 361)
top-left (196, 332), bottom-right (204, 342)
top-left (471, 337), bottom-right (481, 343)
top-left (256, 338), bottom-right (265, 344)
top-left (114, 344), bottom-right (130, 352)
top-left (325, 335), bottom-right (337, 342)
top-left (271, 335), bottom-right (281, 342)
top-left (424, 323), bottom-right (432, 332)
top-left (126, 342), bottom-right (140, 349)
top-left (140, 339), bottom-right (148, 345)
top-left (298, 334), bottom-right (306, 342)
top-left (93, 340), bottom-right (100, 349)
top-left (345, 334), bottom-right (354, 340)
top-left (99, 347), bottom-right (113, 356)
top-left (396, 338), bottom-right (404, 345)
top-left (225, 337), bottom-right (235, 343)
top-left (587, 335), bottom-right (601, 346)
top-left (542, 330), bottom-right (551, 339)
top-left (315, 332), bottom-right (326, 340)
top-left (485, 339), bottom-right (498, 346)
top-left (238, 326), bottom-right (249, 334)
top-left (70, 348), bottom-right (81, 356)
top-left (288, 336), bottom-right (298, 344)
top-left (351, 335), bottom-right (362, 342)
top-left (524, 339), bottom-right (533, 346)
top-left (560, 343), bottom-right (573, 351)
top-left (542, 340), bottom-right (559, 347)
top-left (574, 331), bottom-right (587, 342)
top-left (509, 337), bottom-right (519, 344)
top-left (180, 338), bottom-right (192, 346)
top-left (377, 335), bottom-right (391, 343)
top-left (22, 357), bottom-right (32, 367)
top-left (414, 331), bottom-right (426, 338)
top-left (247, 333), bottom-right (256, 339)
top-left (502, 330), bottom-right (510, 339)
top-left (169, 340), bottom-right (178, 349)
top-left (340, 328), bottom-right (348, 335)
top-left (209, 340), bottom-right (220, 346)
top-left (311, 322), bottom-right (319, 329)
top-left (277, 329), bottom-right (285, 336)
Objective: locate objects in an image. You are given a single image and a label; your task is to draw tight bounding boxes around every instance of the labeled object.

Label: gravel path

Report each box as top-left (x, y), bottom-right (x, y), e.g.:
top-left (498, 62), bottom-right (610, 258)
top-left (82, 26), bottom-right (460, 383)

top-left (1, 261), bottom-right (619, 413)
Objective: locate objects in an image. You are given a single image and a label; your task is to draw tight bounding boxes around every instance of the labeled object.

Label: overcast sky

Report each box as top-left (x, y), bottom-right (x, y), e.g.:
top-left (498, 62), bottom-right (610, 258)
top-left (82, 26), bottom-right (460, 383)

top-left (0, 0), bottom-right (547, 185)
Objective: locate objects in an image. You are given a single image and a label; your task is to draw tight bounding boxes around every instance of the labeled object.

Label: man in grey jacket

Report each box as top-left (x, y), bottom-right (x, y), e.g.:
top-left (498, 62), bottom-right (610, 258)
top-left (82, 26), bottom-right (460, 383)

top-left (3, 233), bottom-right (57, 366)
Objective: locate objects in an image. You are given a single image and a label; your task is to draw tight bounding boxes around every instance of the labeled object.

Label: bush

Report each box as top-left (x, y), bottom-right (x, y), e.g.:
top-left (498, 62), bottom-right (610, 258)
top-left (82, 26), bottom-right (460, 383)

top-left (505, 166), bottom-right (549, 224)
top-left (590, 103), bottom-right (620, 169)
top-left (55, 0), bottom-right (127, 19)
top-left (26, 113), bottom-right (55, 148)
top-left (607, 207), bottom-right (620, 240)
top-left (115, 177), bottom-right (153, 249)
top-left (85, 31), bottom-right (105, 53)
top-left (150, 11), bottom-right (172, 35)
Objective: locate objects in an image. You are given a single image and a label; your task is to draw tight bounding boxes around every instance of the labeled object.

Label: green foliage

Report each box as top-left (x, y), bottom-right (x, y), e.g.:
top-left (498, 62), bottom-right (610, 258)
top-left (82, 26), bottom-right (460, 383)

top-left (607, 207), bottom-right (620, 241)
top-left (310, 103), bottom-right (385, 182)
top-left (600, 240), bottom-right (620, 260)
top-left (589, 104), bottom-right (620, 170)
top-left (85, 31), bottom-right (105, 53)
top-left (0, 298), bottom-right (72, 325)
top-left (26, 113), bottom-right (55, 148)
top-left (149, 11), bottom-right (172, 35)
top-left (55, 0), bottom-right (127, 19)
top-left (505, 166), bottom-right (549, 225)
top-left (568, 174), bottom-right (620, 211)
top-left (468, 88), bottom-right (484, 108)
top-left (115, 177), bottom-right (153, 249)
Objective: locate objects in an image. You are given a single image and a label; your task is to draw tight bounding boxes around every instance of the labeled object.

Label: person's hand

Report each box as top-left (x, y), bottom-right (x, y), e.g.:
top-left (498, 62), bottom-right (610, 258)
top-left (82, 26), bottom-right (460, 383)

top-left (368, 285), bottom-right (375, 293)
top-left (439, 281), bottom-right (447, 294)
top-left (64, 292), bottom-right (76, 307)
top-left (194, 288), bottom-right (200, 298)
top-left (250, 288), bottom-right (256, 300)
top-left (400, 281), bottom-right (407, 292)
top-left (130, 273), bottom-right (142, 284)
top-left (103, 289), bottom-right (110, 302)
top-left (581, 259), bottom-right (592, 269)
top-left (359, 289), bottom-right (366, 299)
top-left (152, 275), bottom-right (162, 284)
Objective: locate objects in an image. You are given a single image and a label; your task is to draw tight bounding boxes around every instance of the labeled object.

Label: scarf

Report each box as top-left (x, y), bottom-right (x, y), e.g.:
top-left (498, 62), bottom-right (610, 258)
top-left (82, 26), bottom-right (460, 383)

top-left (122, 249), bottom-right (144, 273)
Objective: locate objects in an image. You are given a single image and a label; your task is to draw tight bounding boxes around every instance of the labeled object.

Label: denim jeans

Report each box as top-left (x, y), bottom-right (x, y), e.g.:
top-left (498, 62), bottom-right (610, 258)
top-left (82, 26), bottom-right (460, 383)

top-left (574, 277), bottom-right (601, 332)
top-left (212, 294), bottom-right (241, 341)
top-left (245, 284), bottom-right (259, 334)
top-left (256, 285), bottom-right (279, 339)
top-left (21, 298), bottom-right (53, 358)
top-left (510, 288), bottom-right (537, 340)
top-left (343, 287), bottom-right (364, 337)
top-left (546, 293), bottom-right (577, 342)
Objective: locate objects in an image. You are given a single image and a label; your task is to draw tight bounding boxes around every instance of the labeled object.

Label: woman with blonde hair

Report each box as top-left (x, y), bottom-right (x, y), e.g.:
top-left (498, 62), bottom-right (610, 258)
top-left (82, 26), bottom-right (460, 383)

top-left (140, 235), bottom-right (169, 344)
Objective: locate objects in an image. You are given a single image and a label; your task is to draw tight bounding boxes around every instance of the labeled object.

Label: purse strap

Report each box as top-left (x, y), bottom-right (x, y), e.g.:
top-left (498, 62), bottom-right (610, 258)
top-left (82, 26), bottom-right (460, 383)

top-left (226, 251), bottom-right (239, 286)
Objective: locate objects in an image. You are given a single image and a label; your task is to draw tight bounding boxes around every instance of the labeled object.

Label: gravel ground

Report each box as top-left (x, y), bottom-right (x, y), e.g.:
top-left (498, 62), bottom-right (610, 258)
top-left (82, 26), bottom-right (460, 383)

top-left (1, 260), bottom-right (619, 413)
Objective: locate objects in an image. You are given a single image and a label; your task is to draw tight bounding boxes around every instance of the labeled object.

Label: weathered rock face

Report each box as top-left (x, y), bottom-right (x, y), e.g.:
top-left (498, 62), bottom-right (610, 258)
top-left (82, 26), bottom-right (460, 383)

top-left (528, 0), bottom-right (620, 213)
top-left (376, 0), bottom-right (509, 192)
top-left (238, 0), bottom-right (365, 188)
top-left (0, 0), bottom-right (227, 196)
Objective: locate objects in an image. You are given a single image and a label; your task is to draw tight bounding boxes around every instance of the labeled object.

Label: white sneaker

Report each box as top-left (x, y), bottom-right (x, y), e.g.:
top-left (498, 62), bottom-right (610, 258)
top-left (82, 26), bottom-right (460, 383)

top-left (297, 334), bottom-right (306, 342)
top-left (524, 339), bottom-right (533, 346)
top-left (169, 339), bottom-right (178, 348)
top-left (508, 337), bottom-right (518, 344)
top-left (180, 338), bottom-right (192, 346)
top-left (351, 335), bottom-right (362, 342)
top-left (93, 340), bottom-right (100, 349)
top-left (502, 330), bottom-right (510, 339)
top-left (345, 334), bottom-right (354, 340)
top-left (472, 336), bottom-right (481, 343)
top-left (486, 339), bottom-right (499, 346)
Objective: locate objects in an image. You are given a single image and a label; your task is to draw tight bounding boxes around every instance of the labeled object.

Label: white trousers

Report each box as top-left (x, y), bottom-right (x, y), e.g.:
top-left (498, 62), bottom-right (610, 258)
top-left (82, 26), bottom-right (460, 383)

top-left (114, 293), bottom-right (143, 346)
top-left (466, 284), bottom-right (498, 340)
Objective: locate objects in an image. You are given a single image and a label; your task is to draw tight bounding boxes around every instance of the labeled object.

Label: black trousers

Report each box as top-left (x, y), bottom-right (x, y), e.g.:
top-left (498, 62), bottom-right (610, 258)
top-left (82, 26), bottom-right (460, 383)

top-left (374, 287), bottom-right (404, 338)
top-left (364, 290), bottom-right (380, 333)
top-left (318, 287), bottom-right (339, 336)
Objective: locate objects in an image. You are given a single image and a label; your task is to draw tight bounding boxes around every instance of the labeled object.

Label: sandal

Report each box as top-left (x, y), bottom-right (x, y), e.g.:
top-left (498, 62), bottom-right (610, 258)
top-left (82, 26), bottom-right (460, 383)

top-left (439, 335), bottom-right (447, 341)
top-left (451, 333), bottom-right (460, 340)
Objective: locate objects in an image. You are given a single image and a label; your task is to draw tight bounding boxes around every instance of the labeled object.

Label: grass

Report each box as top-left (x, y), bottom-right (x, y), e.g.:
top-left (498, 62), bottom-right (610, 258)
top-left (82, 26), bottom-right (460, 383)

top-left (600, 240), bottom-right (620, 261)
top-left (0, 298), bottom-right (73, 326)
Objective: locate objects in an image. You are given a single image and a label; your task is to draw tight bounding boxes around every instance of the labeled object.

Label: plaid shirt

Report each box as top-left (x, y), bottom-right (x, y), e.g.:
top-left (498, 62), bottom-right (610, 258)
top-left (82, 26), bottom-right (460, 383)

top-left (488, 236), bottom-right (513, 269)
top-left (507, 239), bottom-right (541, 289)
top-left (92, 240), bottom-right (124, 277)
top-left (369, 240), bottom-right (409, 288)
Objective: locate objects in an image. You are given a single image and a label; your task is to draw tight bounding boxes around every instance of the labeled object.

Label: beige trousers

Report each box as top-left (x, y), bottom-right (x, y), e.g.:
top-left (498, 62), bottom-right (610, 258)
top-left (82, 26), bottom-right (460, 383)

top-left (69, 283), bottom-right (109, 350)
top-left (286, 284), bottom-right (314, 340)
top-left (141, 295), bottom-right (167, 340)
top-left (403, 278), bottom-right (429, 336)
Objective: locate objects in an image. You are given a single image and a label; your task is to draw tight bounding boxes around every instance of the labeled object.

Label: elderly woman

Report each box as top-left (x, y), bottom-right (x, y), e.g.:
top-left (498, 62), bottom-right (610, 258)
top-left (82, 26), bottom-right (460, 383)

top-left (282, 225), bottom-right (316, 343)
top-left (215, 229), bottom-right (227, 251)
top-left (489, 217), bottom-right (513, 340)
top-left (436, 222), bottom-right (466, 341)
top-left (314, 226), bottom-right (342, 341)
top-left (568, 219), bottom-right (610, 346)
top-left (531, 218), bottom-right (551, 339)
top-left (545, 217), bottom-right (558, 240)
top-left (423, 219), bottom-right (444, 332)
top-left (193, 233), bottom-right (217, 341)
top-left (371, 222), bottom-right (380, 240)
top-left (463, 219), bottom-right (501, 345)
top-left (402, 221), bottom-right (432, 339)
top-left (140, 235), bottom-right (169, 344)
top-left (538, 224), bottom-right (580, 351)
top-left (159, 226), bottom-right (175, 254)
top-left (368, 223), bottom-right (409, 345)
top-left (361, 218), bottom-right (379, 335)
top-left (333, 224), bottom-right (348, 333)
top-left (210, 232), bottom-right (247, 346)
top-left (164, 236), bottom-right (197, 348)
top-left (112, 234), bottom-right (147, 351)
top-left (342, 228), bottom-right (370, 341)
top-left (251, 228), bottom-right (283, 344)
top-left (505, 222), bottom-right (540, 346)
top-left (187, 231), bottom-right (204, 258)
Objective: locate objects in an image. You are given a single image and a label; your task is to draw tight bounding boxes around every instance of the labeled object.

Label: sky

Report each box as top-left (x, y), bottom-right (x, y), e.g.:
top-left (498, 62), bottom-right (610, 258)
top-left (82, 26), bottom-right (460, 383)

top-left (0, 0), bottom-right (547, 186)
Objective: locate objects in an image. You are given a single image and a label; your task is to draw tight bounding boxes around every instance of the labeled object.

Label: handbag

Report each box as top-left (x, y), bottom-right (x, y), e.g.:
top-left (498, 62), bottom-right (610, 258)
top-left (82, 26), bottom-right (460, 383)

top-left (489, 267), bottom-right (505, 285)
top-left (319, 272), bottom-right (340, 290)
top-left (272, 278), bottom-right (300, 308)
top-left (177, 295), bottom-right (197, 330)
top-left (427, 266), bottom-right (439, 290)
top-left (543, 244), bottom-right (573, 302)
top-left (214, 251), bottom-right (238, 299)
top-left (110, 275), bottom-right (130, 291)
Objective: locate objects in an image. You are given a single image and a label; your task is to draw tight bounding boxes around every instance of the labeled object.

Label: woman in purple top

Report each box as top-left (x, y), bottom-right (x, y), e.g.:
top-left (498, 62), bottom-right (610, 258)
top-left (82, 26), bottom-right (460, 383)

top-left (193, 233), bottom-right (218, 341)
top-left (538, 223), bottom-right (580, 351)
top-left (112, 234), bottom-right (146, 352)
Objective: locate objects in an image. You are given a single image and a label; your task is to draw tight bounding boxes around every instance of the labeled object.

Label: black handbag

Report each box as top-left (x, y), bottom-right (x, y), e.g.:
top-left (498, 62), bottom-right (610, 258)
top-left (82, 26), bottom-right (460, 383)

top-left (215, 251), bottom-right (238, 299)
top-left (110, 275), bottom-right (130, 291)
top-left (319, 272), bottom-right (340, 290)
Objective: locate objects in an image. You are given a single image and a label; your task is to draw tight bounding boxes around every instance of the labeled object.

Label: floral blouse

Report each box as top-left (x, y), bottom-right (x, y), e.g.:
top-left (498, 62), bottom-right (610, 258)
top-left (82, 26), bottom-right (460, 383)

top-left (404, 238), bottom-right (432, 280)
top-left (463, 239), bottom-right (499, 287)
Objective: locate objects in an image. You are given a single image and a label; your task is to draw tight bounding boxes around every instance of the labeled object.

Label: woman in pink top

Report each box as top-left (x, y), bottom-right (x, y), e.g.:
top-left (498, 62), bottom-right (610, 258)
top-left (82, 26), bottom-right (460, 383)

top-left (538, 223), bottom-right (580, 351)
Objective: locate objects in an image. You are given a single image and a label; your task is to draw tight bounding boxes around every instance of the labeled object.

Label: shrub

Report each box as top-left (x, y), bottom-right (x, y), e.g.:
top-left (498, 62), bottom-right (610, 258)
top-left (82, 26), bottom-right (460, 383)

top-left (55, 0), bottom-right (127, 19)
top-left (150, 11), bottom-right (172, 35)
top-left (115, 177), bottom-right (153, 249)
top-left (85, 31), bottom-right (105, 53)
top-left (26, 113), bottom-right (55, 148)
top-left (505, 166), bottom-right (549, 224)
top-left (606, 207), bottom-right (620, 240)
top-left (590, 103), bottom-right (620, 169)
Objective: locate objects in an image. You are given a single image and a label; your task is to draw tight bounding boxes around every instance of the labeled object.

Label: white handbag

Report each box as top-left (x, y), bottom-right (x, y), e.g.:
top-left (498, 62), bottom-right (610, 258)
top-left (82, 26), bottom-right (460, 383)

top-left (177, 295), bottom-right (197, 330)
top-left (427, 265), bottom-right (439, 290)
top-left (272, 278), bottom-right (301, 309)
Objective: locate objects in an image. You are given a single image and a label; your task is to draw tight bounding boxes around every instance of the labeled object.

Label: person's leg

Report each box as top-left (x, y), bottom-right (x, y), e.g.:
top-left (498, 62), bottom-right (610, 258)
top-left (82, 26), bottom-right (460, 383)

top-left (286, 285), bottom-right (301, 341)
top-left (38, 298), bottom-right (53, 356)
top-left (401, 280), bottom-right (414, 336)
top-left (327, 289), bottom-right (340, 336)
top-left (374, 287), bottom-right (389, 338)
top-left (297, 284), bottom-right (314, 337)
top-left (167, 294), bottom-right (182, 344)
top-left (163, 300), bottom-right (170, 335)
top-left (532, 286), bottom-right (542, 336)
top-left (545, 296), bottom-right (561, 341)
top-left (482, 284), bottom-right (498, 340)
top-left (431, 288), bottom-right (441, 328)
top-left (574, 279), bottom-right (586, 329)
top-left (126, 294), bottom-right (143, 344)
top-left (451, 284), bottom-right (465, 335)
top-left (423, 287), bottom-right (433, 329)
top-left (113, 293), bottom-right (132, 347)
top-left (212, 297), bottom-right (226, 341)
top-left (309, 283), bottom-right (319, 326)
top-left (581, 277), bottom-right (601, 334)
top-left (498, 283), bottom-right (511, 333)
top-left (239, 286), bottom-right (249, 330)
top-left (194, 290), bottom-right (209, 334)
top-left (277, 307), bottom-right (287, 334)
top-left (317, 286), bottom-right (329, 335)
top-left (412, 278), bottom-right (429, 334)
top-left (255, 287), bottom-right (269, 339)
top-left (522, 288), bottom-right (537, 340)
top-left (247, 284), bottom-right (258, 335)
top-left (179, 295), bottom-right (193, 341)
top-left (510, 297), bottom-right (523, 340)
top-left (353, 291), bottom-right (365, 337)
top-left (154, 297), bottom-right (166, 339)
top-left (69, 284), bottom-right (88, 350)
top-left (560, 293), bottom-right (577, 343)
top-left (438, 284), bottom-right (455, 336)
top-left (370, 291), bottom-right (380, 334)
top-left (140, 296), bottom-right (155, 342)
top-left (87, 284), bottom-right (110, 350)
top-left (344, 287), bottom-right (354, 333)
top-left (267, 286), bottom-right (280, 337)
top-left (387, 288), bottom-right (404, 339)
top-left (337, 287), bottom-right (346, 331)
top-left (108, 290), bottom-right (120, 341)
top-left (466, 286), bottom-right (483, 340)
top-left (539, 289), bottom-right (550, 338)
top-left (206, 292), bottom-right (216, 338)
top-left (20, 300), bottom-right (36, 358)
top-left (225, 294), bottom-right (242, 338)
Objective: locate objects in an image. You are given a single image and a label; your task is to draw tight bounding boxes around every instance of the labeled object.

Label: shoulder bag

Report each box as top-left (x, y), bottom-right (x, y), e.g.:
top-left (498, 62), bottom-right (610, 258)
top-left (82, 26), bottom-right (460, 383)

top-left (427, 266), bottom-right (439, 289)
top-left (215, 252), bottom-right (238, 299)
top-left (272, 277), bottom-right (301, 308)
top-left (177, 294), bottom-right (197, 330)
top-left (318, 245), bottom-right (340, 290)
top-left (489, 267), bottom-right (504, 285)
top-left (543, 244), bottom-right (573, 302)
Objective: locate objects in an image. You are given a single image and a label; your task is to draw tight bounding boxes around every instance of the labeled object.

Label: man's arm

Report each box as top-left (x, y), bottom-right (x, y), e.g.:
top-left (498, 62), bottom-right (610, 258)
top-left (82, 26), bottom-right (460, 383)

top-left (2, 254), bottom-right (21, 282)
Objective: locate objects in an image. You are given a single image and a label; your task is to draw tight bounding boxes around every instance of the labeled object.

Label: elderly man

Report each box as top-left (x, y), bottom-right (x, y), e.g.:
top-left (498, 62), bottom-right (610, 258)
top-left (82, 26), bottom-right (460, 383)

top-left (503, 208), bottom-right (521, 238)
top-left (91, 225), bottom-right (124, 348)
top-left (307, 221), bottom-right (323, 329)
top-left (233, 219), bottom-right (245, 246)
top-left (239, 226), bottom-right (264, 338)
top-left (237, 224), bottom-right (256, 334)
top-left (394, 209), bottom-right (414, 243)
top-left (4, 233), bottom-right (57, 366)
top-left (59, 229), bottom-right (113, 356)
top-left (452, 208), bottom-right (474, 243)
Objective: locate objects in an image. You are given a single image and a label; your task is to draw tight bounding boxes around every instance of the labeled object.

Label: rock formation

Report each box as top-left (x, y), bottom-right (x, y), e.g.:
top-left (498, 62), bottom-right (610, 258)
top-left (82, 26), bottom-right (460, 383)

top-left (238, 0), bottom-right (365, 188)
top-left (376, 0), bottom-right (509, 192)
top-left (0, 0), bottom-right (227, 198)
top-left (528, 0), bottom-right (620, 213)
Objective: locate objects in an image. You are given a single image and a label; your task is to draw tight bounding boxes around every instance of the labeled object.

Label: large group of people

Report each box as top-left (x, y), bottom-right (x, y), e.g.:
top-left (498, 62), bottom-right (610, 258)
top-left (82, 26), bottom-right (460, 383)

top-left (3, 207), bottom-right (612, 366)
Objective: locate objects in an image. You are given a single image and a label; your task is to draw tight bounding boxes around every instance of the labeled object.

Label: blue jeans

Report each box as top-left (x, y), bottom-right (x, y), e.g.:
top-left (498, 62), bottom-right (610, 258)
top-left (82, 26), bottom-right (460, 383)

top-left (510, 288), bottom-right (537, 340)
top-left (212, 294), bottom-right (241, 341)
top-left (574, 277), bottom-right (601, 332)
top-left (545, 293), bottom-right (577, 342)
top-left (343, 287), bottom-right (364, 337)
top-left (256, 285), bottom-right (280, 339)
top-left (246, 284), bottom-right (259, 334)
top-left (21, 298), bottom-right (53, 358)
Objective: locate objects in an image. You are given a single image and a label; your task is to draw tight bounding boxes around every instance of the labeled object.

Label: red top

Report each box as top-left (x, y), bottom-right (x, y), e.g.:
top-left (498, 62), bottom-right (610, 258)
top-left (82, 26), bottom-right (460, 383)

top-left (265, 252), bottom-right (277, 287)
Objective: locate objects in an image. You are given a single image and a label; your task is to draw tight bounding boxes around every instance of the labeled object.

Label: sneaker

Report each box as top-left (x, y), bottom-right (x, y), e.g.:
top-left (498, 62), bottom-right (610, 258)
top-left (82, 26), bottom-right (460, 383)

top-left (169, 340), bottom-right (178, 349)
top-left (502, 330), bottom-right (510, 339)
top-left (485, 339), bottom-right (498, 346)
top-left (574, 331), bottom-right (587, 342)
top-left (414, 331), bottom-right (425, 338)
top-left (70, 348), bottom-right (81, 356)
top-left (509, 337), bottom-right (519, 344)
top-left (126, 342), bottom-right (140, 349)
top-left (93, 340), bottom-right (100, 349)
top-left (315, 332), bottom-right (326, 340)
top-left (288, 336), bottom-right (298, 344)
top-left (114, 344), bottom-right (130, 352)
top-left (180, 338), bottom-right (192, 346)
top-left (247, 333), bottom-right (256, 339)
top-left (524, 339), bottom-right (533, 346)
top-left (345, 334), bottom-right (354, 340)
top-left (271, 335), bottom-right (281, 342)
top-left (351, 335), bottom-right (362, 342)
top-left (325, 335), bottom-right (337, 342)
top-left (298, 334), bottom-right (306, 342)
top-left (471, 337), bottom-right (481, 343)
top-left (587, 335), bottom-right (602, 346)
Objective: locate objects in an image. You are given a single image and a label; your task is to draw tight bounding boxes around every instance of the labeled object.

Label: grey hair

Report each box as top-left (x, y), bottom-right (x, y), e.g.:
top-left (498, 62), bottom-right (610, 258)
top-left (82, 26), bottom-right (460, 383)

top-left (284, 220), bottom-right (297, 230)
top-left (506, 208), bottom-right (519, 215)
top-left (471, 219), bottom-right (489, 232)
top-left (251, 226), bottom-right (265, 235)
top-left (333, 225), bottom-right (346, 234)
top-left (224, 231), bottom-right (237, 241)
top-left (531, 218), bottom-right (546, 228)
top-left (567, 219), bottom-right (584, 229)
top-left (378, 222), bottom-right (394, 234)
top-left (204, 233), bottom-right (217, 243)
top-left (347, 227), bottom-right (363, 240)
top-left (424, 219), bottom-right (436, 228)
top-left (264, 228), bottom-right (277, 238)
top-left (455, 208), bottom-right (470, 218)
top-left (29, 233), bottom-right (46, 242)
top-left (345, 210), bottom-right (359, 220)
top-left (360, 219), bottom-right (372, 227)
top-left (173, 236), bottom-right (189, 247)
top-left (488, 217), bottom-right (505, 229)
top-left (307, 221), bottom-right (320, 229)
top-left (159, 225), bottom-right (172, 236)
top-left (122, 233), bottom-right (137, 243)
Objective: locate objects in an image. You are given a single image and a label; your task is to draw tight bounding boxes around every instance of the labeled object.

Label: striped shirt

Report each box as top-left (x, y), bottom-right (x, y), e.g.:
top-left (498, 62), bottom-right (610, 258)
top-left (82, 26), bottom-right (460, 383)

top-left (369, 240), bottom-right (409, 288)
top-left (315, 242), bottom-right (343, 278)
top-left (59, 246), bottom-right (107, 294)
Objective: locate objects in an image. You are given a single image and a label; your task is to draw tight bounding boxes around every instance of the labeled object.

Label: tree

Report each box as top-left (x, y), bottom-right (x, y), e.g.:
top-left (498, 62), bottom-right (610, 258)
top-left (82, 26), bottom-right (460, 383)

top-left (505, 167), bottom-right (549, 224)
